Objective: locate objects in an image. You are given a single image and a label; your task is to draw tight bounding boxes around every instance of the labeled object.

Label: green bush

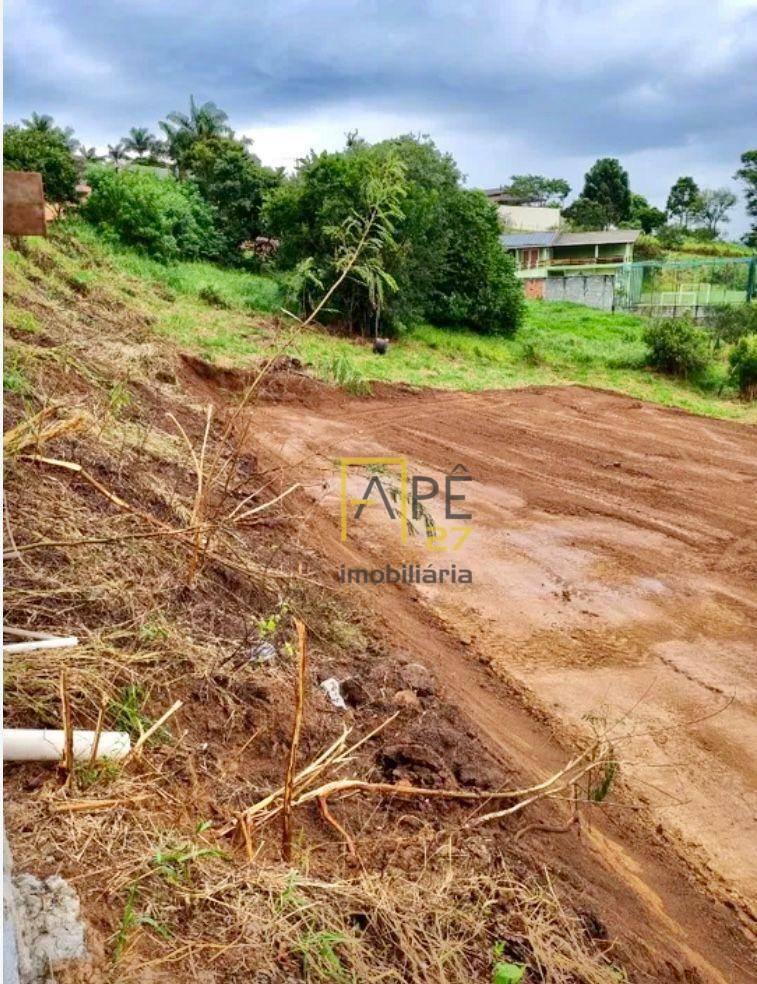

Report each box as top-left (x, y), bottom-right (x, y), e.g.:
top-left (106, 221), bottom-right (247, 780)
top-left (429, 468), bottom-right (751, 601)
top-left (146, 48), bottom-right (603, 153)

top-left (643, 316), bottom-right (711, 378)
top-left (728, 334), bottom-right (757, 399)
top-left (3, 126), bottom-right (78, 205)
top-left (82, 166), bottom-right (219, 262)
top-left (709, 304), bottom-right (757, 346)
top-left (633, 234), bottom-right (664, 260)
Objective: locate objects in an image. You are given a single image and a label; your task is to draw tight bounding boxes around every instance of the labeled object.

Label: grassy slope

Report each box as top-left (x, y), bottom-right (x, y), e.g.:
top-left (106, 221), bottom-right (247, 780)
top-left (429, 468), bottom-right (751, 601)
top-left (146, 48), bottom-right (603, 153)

top-left (12, 220), bottom-right (755, 423)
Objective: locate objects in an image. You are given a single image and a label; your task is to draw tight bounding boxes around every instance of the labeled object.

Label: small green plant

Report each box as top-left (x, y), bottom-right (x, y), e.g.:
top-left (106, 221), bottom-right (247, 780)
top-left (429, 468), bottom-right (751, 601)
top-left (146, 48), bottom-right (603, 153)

top-left (198, 283), bottom-right (230, 308)
top-left (4, 306), bottom-right (41, 334)
top-left (256, 599), bottom-right (289, 640)
top-left (520, 339), bottom-right (544, 367)
top-left (492, 943), bottom-right (526, 983)
top-left (326, 352), bottom-right (371, 396)
top-left (150, 840), bottom-right (225, 883)
top-left (3, 362), bottom-right (28, 394)
top-left (109, 685), bottom-right (150, 737)
top-left (293, 930), bottom-right (352, 983)
top-left (113, 885), bottom-right (172, 961)
top-left (75, 760), bottom-right (120, 790)
top-left (643, 316), bottom-right (711, 378)
top-left (107, 379), bottom-right (133, 417)
top-left (589, 756), bottom-right (618, 803)
top-left (138, 614), bottom-right (171, 643)
top-left (728, 334), bottom-right (757, 400)
top-left (109, 685), bottom-right (169, 745)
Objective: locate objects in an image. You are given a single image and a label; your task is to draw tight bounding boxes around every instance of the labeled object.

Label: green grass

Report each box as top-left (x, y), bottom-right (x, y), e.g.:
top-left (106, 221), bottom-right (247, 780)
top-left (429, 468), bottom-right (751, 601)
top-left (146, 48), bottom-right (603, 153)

top-left (12, 221), bottom-right (755, 423)
top-left (58, 218), bottom-right (283, 314)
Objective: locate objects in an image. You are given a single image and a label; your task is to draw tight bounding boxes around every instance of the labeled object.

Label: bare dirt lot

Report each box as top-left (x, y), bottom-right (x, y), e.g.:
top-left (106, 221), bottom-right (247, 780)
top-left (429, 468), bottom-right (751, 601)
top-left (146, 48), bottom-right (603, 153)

top-left (244, 379), bottom-right (757, 961)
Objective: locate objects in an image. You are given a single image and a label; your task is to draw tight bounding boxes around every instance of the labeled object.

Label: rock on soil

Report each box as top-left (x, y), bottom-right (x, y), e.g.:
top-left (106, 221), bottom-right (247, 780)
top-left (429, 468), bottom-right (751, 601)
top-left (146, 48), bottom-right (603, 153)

top-left (11, 872), bottom-right (86, 983)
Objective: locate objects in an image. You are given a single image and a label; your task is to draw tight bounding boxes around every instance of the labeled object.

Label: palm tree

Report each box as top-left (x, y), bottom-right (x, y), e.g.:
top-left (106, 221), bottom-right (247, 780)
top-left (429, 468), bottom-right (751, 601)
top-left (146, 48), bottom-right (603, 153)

top-left (159, 95), bottom-right (231, 174)
top-left (21, 111), bottom-right (56, 132)
top-left (78, 146), bottom-right (101, 164)
top-left (107, 142), bottom-right (128, 168)
top-left (21, 112), bottom-right (79, 151)
top-left (75, 145), bottom-right (102, 177)
top-left (123, 126), bottom-right (156, 159)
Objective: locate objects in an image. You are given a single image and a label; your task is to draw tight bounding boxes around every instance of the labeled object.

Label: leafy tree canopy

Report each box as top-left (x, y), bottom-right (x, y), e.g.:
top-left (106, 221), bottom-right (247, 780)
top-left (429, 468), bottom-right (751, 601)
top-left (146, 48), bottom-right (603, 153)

top-left (628, 193), bottom-right (667, 234)
top-left (581, 158), bottom-right (631, 224)
top-left (262, 134), bottom-right (522, 335)
top-left (3, 125), bottom-right (79, 205)
top-left (666, 176), bottom-right (701, 229)
top-left (507, 174), bottom-right (570, 206)
top-left (159, 96), bottom-right (231, 175)
top-left (184, 136), bottom-right (283, 263)
top-left (562, 196), bottom-right (610, 231)
top-left (123, 127), bottom-right (160, 159)
top-left (734, 150), bottom-right (757, 247)
top-left (697, 188), bottom-right (737, 236)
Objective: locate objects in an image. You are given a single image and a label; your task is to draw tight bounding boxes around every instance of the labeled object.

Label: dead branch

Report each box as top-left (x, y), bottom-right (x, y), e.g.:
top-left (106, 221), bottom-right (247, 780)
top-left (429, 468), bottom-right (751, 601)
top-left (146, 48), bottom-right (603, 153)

top-left (127, 700), bottom-right (183, 760)
top-left (88, 699), bottom-right (107, 767)
top-left (59, 668), bottom-right (75, 789)
top-left (318, 796), bottom-right (357, 859)
top-left (282, 620), bottom-right (308, 861)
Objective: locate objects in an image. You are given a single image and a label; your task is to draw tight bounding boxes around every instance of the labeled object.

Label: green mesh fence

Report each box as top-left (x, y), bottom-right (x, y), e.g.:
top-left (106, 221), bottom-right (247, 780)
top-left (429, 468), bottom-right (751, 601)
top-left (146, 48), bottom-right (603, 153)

top-left (615, 257), bottom-right (755, 315)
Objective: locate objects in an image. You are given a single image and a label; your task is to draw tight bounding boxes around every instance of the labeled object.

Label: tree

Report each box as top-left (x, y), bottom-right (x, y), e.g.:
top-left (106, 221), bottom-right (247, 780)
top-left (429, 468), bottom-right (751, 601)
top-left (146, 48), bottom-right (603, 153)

top-left (75, 145), bottom-right (102, 178)
top-left (507, 174), bottom-right (570, 206)
top-left (431, 189), bottom-right (523, 334)
top-left (185, 135), bottom-right (283, 263)
top-left (3, 125), bottom-right (78, 205)
top-left (697, 188), bottom-right (737, 236)
top-left (628, 193), bottom-right (666, 234)
top-left (123, 127), bottom-right (157, 159)
top-left (562, 196), bottom-right (610, 230)
top-left (107, 142), bottom-right (128, 167)
top-left (666, 176), bottom-right (701, 229)
top-left (262, 134), bottom-right (523, 335)
top-left (21, 111), bottom-right (56, 132)
top-left (159, 96), bottom-right (231, 175)
top-left (21, 111), bottom-right (78, 152)
top-left (734, 150), bottom-right (757, 247)
top-left (581, 158), bottom-right (631, 224)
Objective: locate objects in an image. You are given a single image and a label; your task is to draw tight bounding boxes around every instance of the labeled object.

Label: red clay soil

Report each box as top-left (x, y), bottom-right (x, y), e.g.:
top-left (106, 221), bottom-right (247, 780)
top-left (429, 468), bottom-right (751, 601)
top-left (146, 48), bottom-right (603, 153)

top-left (195, 371), bottom-right (757, 983)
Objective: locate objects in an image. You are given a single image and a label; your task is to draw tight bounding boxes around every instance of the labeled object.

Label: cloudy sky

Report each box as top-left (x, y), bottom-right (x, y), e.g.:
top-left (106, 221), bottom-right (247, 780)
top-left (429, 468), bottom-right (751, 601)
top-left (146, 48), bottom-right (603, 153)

top-left (5, 0), bottom-right (757, 234)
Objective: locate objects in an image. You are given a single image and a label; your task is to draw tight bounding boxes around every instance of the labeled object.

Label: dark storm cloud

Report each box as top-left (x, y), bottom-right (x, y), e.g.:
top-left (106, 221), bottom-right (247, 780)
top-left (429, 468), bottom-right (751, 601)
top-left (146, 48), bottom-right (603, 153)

top-left (4, 0), bottom-right (756, 227)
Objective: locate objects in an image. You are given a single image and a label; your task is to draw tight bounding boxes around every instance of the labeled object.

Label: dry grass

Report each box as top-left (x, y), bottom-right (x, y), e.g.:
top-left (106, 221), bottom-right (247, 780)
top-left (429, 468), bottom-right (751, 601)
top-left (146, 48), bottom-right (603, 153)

top-left (3, 230), bottom-right (627, 983)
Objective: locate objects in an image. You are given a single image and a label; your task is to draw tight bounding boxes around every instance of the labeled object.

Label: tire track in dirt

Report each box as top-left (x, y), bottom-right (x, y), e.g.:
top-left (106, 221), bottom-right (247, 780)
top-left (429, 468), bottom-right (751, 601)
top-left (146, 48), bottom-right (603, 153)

top-left (220, 373), bottom-right (757, 982)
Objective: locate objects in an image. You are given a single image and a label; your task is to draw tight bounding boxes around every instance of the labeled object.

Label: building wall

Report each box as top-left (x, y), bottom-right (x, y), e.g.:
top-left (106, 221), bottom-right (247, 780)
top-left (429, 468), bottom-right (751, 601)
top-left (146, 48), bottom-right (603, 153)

top-left (523, 278), bottom-right (545, 299)
top-left (544, 273), bottom-right (615, 310)
top-left (497, 204), bottom-right (562, 232)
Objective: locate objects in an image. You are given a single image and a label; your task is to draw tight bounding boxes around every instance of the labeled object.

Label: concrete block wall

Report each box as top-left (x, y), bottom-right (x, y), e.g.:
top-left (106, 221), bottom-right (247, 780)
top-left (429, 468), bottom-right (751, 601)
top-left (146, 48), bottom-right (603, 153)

top-left (544, 274), bottom-right (615, 310)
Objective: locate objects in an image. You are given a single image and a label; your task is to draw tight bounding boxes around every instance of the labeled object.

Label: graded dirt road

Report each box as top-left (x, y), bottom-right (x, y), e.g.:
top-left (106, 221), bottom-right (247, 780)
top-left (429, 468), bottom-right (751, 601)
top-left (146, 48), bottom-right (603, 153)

top-left (252, 383), bottom-right (757, 890)
top-left (215, 374), bottom-right (757, 981)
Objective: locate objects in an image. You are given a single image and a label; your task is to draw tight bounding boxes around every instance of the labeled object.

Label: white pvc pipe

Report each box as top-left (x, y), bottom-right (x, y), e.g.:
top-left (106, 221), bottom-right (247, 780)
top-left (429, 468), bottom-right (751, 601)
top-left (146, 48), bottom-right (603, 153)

top-left (3, 729), bottom-right (131, 762)
top-left (2, 638), bottom-right (79, 654)
top-left (3, 628), bottom-right (79, 655)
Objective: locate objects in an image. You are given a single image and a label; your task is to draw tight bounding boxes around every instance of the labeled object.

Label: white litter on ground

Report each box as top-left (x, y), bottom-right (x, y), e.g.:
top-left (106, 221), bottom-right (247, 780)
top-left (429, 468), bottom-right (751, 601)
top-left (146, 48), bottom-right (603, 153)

top-left (320, 677), bottom-right (347, 710)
